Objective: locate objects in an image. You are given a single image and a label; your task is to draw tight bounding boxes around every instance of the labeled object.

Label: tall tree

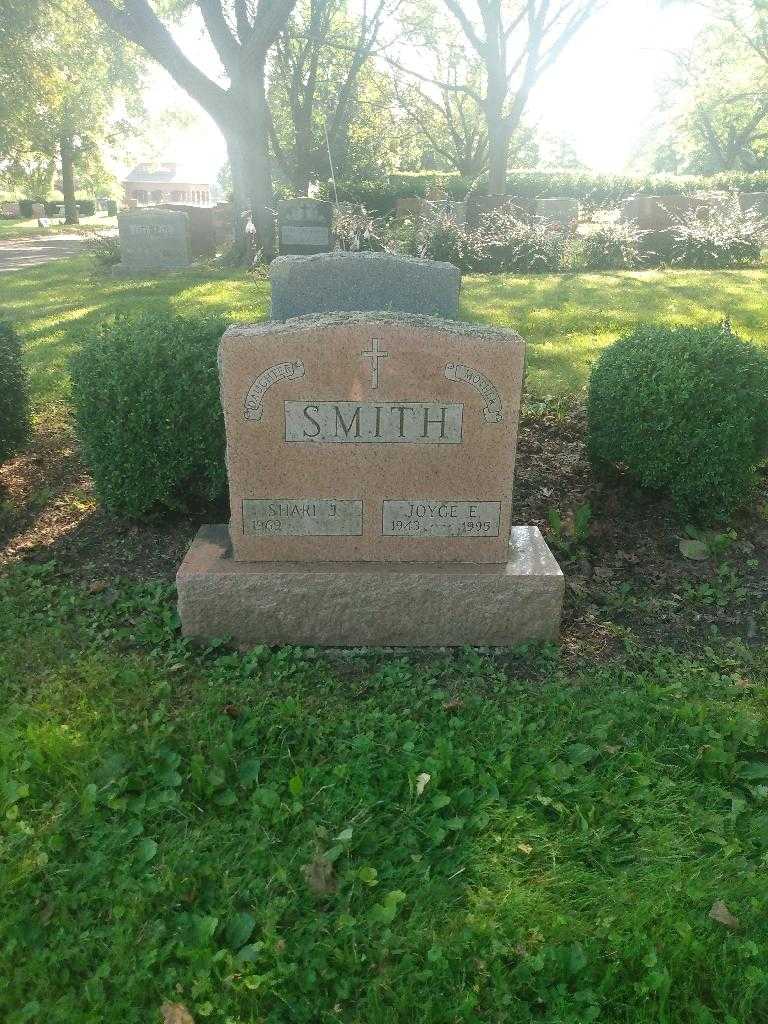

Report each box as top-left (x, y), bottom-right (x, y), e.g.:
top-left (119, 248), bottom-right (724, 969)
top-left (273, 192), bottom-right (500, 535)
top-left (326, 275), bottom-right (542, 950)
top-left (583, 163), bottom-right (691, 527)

top-left (394, 0), bottom-right (607, 193)
top-left (650, 26), bottom-right (768, 173)
top-left (391, 70), bottom-right (539, 175)
top-left (0, 0), bottom-right (143, 222)
top-left (391, 67), bottom-right (490, 177)
top-left (268, 0), bottom-right (399, 193)
top-left (82, 0), bottom-right (298, 253)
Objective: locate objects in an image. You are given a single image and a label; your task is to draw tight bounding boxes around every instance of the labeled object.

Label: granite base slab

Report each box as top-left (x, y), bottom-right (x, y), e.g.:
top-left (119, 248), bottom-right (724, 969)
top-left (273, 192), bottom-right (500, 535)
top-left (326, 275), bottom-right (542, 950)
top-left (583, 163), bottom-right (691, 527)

top-left (177, 524), bottom-right (564, 648)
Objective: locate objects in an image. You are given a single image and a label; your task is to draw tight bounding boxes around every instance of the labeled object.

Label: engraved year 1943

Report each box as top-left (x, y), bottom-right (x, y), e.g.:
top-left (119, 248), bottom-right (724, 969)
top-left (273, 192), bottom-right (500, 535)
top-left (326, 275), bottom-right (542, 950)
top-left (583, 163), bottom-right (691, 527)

top-left (382, 500), bottom-right (502, 538)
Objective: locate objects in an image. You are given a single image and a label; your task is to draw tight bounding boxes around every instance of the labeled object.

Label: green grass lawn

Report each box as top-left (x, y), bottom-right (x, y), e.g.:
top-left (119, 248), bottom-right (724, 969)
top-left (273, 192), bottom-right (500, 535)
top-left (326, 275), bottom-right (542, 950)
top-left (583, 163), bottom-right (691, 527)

top-left (1, 569), bottom-right (767, 1024)
top-left (0, 214), bottom-right (117, 241)
top-left (3, 255), bottom-right (768, 1022)
top-left (2, 254), bottom-right (768, 411)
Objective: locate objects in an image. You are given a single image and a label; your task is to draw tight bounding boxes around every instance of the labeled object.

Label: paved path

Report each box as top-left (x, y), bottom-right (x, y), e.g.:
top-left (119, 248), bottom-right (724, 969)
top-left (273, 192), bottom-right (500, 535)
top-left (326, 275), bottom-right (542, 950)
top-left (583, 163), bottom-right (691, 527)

top-left (0, 234), bottom-right (85, 272)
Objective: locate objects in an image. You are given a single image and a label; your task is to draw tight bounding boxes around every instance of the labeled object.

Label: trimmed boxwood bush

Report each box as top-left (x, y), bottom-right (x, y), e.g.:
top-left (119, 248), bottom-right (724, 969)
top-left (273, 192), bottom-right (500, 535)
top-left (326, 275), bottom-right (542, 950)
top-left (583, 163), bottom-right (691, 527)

top-left (0, 320), bottom-right (31, 462)
top-left (587, 323), bottom-right (768, 518)
top-left (71, 313), bottom-right (228, 518)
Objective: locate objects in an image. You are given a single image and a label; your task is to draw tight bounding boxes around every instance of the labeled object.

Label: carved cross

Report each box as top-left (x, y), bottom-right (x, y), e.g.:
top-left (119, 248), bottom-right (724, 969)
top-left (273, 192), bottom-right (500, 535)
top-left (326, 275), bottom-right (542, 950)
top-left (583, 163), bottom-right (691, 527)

top-left (361, 338), bottom-right (388, 389)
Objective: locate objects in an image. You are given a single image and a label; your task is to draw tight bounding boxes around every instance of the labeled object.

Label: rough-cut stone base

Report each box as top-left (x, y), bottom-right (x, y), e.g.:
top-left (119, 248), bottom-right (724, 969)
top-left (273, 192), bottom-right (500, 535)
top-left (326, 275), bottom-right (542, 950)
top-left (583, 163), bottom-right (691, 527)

top-left (177, 525), bottom-right (564, 647)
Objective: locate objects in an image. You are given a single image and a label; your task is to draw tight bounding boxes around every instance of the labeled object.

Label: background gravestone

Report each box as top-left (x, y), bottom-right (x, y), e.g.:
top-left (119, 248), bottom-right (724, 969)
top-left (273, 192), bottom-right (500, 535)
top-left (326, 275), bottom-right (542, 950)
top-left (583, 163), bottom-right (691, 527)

top-left (277, 198), bottom-right (333, 255)
top-left (467, 194), bottom-right (536, 230)
top-left (212, 203), bottom-right (234, 247)
top-left (115, 209), bottom-right (192, 272)
top-left (159, 203), bottom-right (217, 256)
top-left (535, 197), bottom-right (579, 233)
top-left (620, 195), bottom-right (700, 229)
top-left (419, 199), bottom-right (467, 228)
top-left (270, 252), bottom-right (460, 321)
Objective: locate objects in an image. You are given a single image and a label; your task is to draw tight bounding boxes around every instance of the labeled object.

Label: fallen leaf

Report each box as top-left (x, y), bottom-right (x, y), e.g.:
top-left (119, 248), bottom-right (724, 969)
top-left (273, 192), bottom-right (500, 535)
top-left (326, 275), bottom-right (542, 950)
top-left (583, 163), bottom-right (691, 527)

top-left (416, 772), bottom-right (431, 796)
top-left (679, 538), bottom-right (709, 561)
top-left (709, 900), bottom-right (739, 930)
top-left (302, 855), bottom-right (337, 895)
top-left (223, 704), bottom-right (240, 717)
top-left (517, 842), bottom-right (533, 855)
top-left (443, 698), bottom-right (463, 712)
top-left (87, 579), bottom-right (109, 594)
top-left (161, 1002), bottom-right (195, 1024)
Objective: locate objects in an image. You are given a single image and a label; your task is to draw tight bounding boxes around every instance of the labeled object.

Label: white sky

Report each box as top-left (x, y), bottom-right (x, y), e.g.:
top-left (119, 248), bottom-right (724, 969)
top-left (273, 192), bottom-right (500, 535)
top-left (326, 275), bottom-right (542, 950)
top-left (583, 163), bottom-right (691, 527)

top-left (135, 0), bottom-right (708, 183)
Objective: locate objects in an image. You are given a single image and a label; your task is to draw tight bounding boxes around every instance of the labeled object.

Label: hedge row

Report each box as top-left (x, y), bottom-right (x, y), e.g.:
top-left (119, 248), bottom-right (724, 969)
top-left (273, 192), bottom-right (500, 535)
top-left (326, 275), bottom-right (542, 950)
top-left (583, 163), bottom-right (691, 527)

top-left (18, 199), bottom-right (97, 218)
top-left (316, 169), bottom-right (768, 215)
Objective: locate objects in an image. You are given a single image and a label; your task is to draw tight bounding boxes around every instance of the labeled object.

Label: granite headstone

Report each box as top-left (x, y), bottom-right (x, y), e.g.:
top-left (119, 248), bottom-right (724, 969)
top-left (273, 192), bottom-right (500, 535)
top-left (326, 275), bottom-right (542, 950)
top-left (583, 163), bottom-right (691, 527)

top-left (270, 252), bottom-right (460, 320)
top-left (114, 209), bottom-right (192, 272)
top-left (177, 311), bottom-right (564, 646)
top-left (277, 198), bottom-right (333, 255)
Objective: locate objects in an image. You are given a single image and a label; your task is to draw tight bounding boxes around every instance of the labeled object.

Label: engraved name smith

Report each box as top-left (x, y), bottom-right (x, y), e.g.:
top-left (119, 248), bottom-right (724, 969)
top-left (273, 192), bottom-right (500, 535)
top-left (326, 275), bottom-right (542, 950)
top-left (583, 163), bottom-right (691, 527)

top-left (284, 400), bottom-right (463, 443)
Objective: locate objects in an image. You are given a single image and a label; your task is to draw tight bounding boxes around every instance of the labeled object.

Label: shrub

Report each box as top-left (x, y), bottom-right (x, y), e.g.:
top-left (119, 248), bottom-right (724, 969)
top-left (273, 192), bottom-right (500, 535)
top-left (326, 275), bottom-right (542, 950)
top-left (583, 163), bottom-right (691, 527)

top-left (71, 313), bottom-right (228, 518)
top-left (0, 320), bottom-right (31, 462)
top-left (77, 199), bottom-right (96, 216)
top-left (85, 231), bottom-right (121, 267)
top-left (575, 221), bottom-right (643, 271)
top-left (418, 211), bottom-right (470, 266)
top-left (18, 200), bottom-right (34, 218)
top-left (381, 215), bottom-right (421, 257)
top-left (670, 196), bottom-right (764, 268)
top-left (587, 323), bottom-right (768, 518)
top-left (331, 204), bottom-right (383, 252)
top-left (380, 210), bottom-right (471, 267)
top-left (471, 209), bottom-right (566, 273)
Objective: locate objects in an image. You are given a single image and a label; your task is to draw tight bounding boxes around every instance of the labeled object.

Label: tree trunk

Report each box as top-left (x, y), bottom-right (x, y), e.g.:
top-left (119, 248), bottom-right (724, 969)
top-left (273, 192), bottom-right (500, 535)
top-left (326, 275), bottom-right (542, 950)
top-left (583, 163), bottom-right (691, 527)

top-left (486, 116), bottom-right (510, 195)
top-left (226, 66), bottom-right (276, 259)
top-left (60, 132), bottom-right (79, 225)
top-left (226, 129), bottom-right (276, 257)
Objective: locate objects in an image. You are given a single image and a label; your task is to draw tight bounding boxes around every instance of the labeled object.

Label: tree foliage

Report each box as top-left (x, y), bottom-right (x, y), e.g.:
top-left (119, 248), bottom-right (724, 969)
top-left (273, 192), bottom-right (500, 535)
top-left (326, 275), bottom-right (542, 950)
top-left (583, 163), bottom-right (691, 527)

top-left (390, 0), bottom-right (607, 193)
top-left (650, 23), bottom-right (768, 174)
top-left (268, 0), bottom-right (401, 191)
top-left (0, 0), bottom-right (144, 213)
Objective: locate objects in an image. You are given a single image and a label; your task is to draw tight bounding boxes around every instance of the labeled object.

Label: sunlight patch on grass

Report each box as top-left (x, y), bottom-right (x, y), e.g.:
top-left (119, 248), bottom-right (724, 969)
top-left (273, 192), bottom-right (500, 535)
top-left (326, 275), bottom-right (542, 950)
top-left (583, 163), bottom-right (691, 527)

top-left (2, 256), bottom-right (768, 404)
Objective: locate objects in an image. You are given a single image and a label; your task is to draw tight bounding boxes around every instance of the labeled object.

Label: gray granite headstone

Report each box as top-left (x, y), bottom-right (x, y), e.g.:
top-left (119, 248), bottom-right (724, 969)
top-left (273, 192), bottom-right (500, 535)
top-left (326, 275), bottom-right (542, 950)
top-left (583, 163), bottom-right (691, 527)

top-left (269, 252), bottom-right (460, 320)
top-left (115, 209), bottom-right (192, 272)
top-left (277, 198), bottom-right (333, 255)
